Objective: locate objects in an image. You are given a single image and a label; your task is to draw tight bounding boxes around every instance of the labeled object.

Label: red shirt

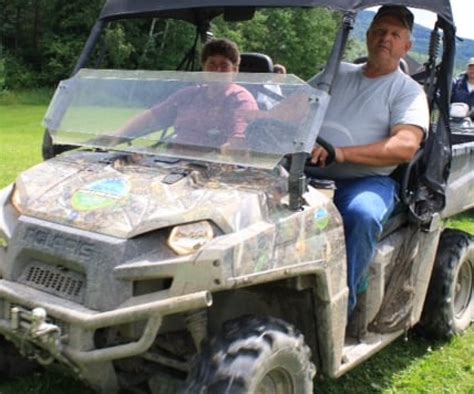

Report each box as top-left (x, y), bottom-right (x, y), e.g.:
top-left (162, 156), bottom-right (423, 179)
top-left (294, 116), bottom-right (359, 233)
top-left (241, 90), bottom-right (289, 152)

top-left (150, 83), bottom-right (258, 148)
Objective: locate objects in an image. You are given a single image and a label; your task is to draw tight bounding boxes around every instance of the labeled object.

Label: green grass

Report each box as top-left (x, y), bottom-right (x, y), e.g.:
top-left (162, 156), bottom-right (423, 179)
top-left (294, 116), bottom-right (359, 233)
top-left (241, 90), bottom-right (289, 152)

top-left (318, 329), bottom-right (474, 393)
top-left (0, 105), bottom-right (45, 186)
top-left (0, 88), bottom-right (53, 106)
top-left (0, 98), bottom-right (473, 393)
top-left (447, 210), bottom-right (474, 234)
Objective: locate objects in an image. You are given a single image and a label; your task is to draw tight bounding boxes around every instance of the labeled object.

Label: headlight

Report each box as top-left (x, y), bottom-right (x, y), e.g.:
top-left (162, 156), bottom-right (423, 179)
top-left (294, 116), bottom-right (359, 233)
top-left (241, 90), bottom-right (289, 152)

top-left (0, 184), bottom-right (18, 249)
top-left (11, 184), bottom-right (23, 214)
top-left (167, 221), bottom-right (214, 255)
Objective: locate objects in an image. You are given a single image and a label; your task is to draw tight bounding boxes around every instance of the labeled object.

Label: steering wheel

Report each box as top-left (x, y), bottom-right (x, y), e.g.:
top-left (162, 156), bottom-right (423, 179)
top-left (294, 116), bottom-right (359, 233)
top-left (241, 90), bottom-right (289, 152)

top-left (246, 118), bottom-right (337, 166)
top-left (245, 118), bottom-right (292, 153)
top-left (314, 135), bottom-right (336, 165)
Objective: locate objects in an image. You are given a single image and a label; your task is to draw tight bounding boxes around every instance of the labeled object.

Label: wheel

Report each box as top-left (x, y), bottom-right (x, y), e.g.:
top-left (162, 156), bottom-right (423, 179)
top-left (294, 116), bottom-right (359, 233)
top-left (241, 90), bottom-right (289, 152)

top-left (420, 229), bottom-right (474, 339)
top-left (183, 315), bottom-right (315, 393)
top-left (245, 118), bottom-right (295, 154)
top-left (245, 118), bottom-right (336, 165)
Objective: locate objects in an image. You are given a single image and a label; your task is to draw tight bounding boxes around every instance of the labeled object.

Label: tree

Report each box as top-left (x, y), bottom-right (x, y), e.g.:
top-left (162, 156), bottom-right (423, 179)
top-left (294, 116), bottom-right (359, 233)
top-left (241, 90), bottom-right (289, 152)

top-left (0, 0), bottom-right (103, 88)
top-left (0, 4), bottom-right (340, 87)
top-left (213, 8), bottom-right (339, 79)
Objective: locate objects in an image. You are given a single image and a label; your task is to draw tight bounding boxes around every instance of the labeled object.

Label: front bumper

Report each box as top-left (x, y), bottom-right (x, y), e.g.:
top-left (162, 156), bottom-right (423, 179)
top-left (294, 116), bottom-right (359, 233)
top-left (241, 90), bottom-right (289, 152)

top-left (0, 280), bottom-right (211, 365)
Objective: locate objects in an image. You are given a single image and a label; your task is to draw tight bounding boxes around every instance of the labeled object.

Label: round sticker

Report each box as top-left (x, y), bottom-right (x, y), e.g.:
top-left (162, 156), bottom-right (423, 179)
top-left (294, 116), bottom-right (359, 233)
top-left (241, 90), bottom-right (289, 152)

top-left (72, 178), bottom-right (130, 211)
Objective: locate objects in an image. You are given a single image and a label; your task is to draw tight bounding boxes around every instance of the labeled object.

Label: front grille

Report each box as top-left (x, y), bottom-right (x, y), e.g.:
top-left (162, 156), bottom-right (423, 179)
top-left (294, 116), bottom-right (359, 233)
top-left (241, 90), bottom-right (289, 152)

top-left (19, 262), bottom-right (86, 304)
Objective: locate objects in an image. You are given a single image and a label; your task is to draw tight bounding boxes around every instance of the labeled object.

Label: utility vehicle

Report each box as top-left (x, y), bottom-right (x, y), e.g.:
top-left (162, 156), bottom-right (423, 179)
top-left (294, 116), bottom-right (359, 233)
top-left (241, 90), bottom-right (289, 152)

top-left (0, 0), bottom-right (472, 392)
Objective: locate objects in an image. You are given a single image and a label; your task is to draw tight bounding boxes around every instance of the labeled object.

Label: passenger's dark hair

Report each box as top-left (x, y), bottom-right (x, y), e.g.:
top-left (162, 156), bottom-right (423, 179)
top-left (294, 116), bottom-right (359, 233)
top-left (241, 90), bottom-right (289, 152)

top-left (201, 38), bottom-right (241, 67)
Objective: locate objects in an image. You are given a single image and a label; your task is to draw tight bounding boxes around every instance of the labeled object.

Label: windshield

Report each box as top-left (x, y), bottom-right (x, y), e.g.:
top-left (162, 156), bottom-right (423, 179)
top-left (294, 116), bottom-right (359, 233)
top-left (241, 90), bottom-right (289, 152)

top-left (44, 69), bottom-right (327, 169)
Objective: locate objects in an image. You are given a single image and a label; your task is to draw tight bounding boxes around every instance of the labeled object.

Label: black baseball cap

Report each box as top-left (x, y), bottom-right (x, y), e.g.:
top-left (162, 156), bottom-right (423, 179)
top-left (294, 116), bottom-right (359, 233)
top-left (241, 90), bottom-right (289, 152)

top-left (371, 5), bottom-right (414, 32)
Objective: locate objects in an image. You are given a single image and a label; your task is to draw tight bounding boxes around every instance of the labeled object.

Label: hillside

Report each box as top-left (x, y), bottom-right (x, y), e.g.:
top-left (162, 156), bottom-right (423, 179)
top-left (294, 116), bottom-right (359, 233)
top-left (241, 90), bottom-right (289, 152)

top-left (352, 11), bottom-right (474, 73)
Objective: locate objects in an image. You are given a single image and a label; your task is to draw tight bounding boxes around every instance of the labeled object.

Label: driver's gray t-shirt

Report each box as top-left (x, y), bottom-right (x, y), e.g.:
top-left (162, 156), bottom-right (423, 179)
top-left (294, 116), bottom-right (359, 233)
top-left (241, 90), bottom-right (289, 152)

top-left (309, 63), bottom-right (429, 179)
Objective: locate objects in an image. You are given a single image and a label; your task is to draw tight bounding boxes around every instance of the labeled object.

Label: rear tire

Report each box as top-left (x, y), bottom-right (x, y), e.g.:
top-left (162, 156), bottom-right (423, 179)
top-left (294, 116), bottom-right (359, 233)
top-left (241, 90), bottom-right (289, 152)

top-left (420, 229), bottom-right (473, 339)
top-left (183, 315), bottom-right (315, 393)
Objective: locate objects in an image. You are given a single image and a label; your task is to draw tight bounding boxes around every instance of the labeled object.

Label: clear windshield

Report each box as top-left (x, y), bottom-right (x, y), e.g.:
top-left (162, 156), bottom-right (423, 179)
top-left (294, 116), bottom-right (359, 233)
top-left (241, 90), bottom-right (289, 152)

top-left (44, 69), bottom-right (328, 169)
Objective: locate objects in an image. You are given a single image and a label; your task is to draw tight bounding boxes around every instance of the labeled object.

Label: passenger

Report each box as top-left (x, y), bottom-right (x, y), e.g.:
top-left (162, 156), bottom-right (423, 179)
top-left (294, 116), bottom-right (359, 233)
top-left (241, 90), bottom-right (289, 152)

top-left (111, 38), bottom-right (258, 149)
top-left (451, 57), bottom-right (474, 108)
top-left (308, 6), bottom-right (429, 316)
top-left (273, 64), bottom-right (287, 74)
top-left (257, 63), bottom-right (287, 110)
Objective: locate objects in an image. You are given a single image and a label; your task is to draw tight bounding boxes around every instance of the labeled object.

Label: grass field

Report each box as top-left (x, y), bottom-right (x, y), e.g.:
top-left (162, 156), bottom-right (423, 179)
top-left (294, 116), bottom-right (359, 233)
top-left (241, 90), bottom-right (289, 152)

top-left (0, 97), bottom-right (473, 393)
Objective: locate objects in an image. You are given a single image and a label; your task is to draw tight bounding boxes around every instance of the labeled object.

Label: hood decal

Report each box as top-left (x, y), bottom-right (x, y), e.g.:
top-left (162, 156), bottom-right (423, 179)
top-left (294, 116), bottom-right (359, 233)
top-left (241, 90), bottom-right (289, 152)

top-left (72, 178), bottom-right (130, 212)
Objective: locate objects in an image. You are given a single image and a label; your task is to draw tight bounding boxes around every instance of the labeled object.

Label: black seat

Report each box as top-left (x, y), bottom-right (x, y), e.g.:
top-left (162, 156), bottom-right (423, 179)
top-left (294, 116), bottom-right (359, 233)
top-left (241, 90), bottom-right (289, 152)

top-left (240, 52), bottom-right (274, 73)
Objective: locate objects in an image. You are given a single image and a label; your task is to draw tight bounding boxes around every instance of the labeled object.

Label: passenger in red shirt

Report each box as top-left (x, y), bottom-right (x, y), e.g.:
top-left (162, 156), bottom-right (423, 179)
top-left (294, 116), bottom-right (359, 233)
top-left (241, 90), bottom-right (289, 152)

top-left (115, 39), bottom-right (258, 149)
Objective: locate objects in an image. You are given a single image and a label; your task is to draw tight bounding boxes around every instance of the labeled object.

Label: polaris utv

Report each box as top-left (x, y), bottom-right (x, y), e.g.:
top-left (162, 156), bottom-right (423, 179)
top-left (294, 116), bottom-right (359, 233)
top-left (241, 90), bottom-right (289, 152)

top-left (0, 0), bottom-right (472, 393)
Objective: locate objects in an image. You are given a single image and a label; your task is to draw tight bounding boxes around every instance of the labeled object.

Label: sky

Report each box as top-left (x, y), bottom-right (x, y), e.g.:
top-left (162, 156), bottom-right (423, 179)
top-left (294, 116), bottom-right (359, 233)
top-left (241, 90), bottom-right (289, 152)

top-left (412, 0), bottom-right (473, 39)
top-left (370, 0), bottom-right (474, 39)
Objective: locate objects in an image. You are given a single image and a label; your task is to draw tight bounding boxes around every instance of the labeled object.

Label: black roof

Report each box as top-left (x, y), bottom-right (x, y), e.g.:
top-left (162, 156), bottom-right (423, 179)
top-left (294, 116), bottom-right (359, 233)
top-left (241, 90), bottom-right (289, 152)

top-left (99, 0), bottom-right (454, 26)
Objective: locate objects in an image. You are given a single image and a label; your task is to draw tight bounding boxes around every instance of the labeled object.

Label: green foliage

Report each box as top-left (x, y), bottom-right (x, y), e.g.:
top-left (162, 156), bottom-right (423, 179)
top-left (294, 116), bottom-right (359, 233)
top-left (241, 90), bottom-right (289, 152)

top-left (3, 53), bottom-right (38, 89)
top-left (125, 19), bottom-right (197, 71)
top-left (0, 46), bottom-right (5, 90)
top-left (344, 38), bottom-right (367, 63)
top-left (0, 0), bottom-right (103, 88)
top-left (0, 88), bottom-right (52, 105)
top-left (104, 25), bottom-right (135, 68)
top-left (41, 36), bottom-right (82, 84)
top-left (213, 9), bottom-right (339, 79)
top-left (0, 4), bottom-right (340, 86)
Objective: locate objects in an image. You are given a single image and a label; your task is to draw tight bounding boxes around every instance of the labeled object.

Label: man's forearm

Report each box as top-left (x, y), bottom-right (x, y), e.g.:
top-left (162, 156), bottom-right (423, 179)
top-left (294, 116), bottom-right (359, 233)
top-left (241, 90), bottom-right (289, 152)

top-left (338, 140), bottom-right (415, 166)
top-left (337, 128), bottom-right (423, 166)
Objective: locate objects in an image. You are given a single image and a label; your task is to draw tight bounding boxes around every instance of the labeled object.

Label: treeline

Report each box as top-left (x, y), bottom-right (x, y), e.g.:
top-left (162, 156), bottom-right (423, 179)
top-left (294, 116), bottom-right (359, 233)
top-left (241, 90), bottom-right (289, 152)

top-left (0, 0), bottom-right (103, 88)
top-left (0, 1), bottom-right (347, 89)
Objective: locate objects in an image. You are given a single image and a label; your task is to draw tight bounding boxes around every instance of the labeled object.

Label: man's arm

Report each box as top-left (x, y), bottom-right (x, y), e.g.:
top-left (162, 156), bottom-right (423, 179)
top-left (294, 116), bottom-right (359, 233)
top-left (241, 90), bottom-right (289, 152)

top-left (310, 124), bottom-right (424, 167)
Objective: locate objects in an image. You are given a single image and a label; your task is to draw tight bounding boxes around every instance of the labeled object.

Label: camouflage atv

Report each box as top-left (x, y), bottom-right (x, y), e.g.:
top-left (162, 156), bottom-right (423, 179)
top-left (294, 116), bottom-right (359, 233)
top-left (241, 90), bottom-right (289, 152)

top-left (0, 0), bottom-right (473, 393)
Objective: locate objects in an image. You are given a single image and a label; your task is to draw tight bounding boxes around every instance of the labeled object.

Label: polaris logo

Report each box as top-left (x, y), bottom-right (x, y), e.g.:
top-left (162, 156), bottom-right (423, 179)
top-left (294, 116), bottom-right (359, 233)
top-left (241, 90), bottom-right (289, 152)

top-left (23, 228), bottom-right (95, 260)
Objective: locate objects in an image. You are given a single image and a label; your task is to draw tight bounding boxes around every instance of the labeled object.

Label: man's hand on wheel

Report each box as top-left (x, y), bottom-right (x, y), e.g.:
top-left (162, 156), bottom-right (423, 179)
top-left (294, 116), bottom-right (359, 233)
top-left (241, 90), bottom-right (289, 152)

top-left (311, 146), bottom-right (344, 167)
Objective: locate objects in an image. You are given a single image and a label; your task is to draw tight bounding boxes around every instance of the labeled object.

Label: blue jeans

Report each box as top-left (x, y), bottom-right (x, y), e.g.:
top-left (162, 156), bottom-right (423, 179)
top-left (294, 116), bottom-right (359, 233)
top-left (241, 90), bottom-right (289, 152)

top-left (334, 176), bottom-right (399, 315)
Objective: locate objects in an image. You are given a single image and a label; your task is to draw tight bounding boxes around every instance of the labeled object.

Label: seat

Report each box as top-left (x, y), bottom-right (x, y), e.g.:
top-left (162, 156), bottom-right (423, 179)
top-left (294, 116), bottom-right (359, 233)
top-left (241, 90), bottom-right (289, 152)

top-left (239, 52), bottom-right (280, 109)
top-left (240, 52), bottom-right (274, 73)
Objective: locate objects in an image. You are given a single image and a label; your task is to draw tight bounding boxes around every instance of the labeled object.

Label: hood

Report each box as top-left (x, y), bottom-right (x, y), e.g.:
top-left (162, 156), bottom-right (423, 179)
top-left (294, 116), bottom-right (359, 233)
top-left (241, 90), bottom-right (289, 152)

top-left (13, 152), bottom-right (286, 238)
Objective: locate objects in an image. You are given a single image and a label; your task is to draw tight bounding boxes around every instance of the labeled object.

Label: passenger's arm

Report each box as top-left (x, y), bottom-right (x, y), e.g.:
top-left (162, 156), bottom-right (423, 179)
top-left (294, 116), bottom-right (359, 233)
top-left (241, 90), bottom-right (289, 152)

top-left (226, 89), bottom-right (259, 146)
top-left (310, 124), bottom-right (424, 167)
top-left (115, 109), bottom-right (157, 138)
top-left (88, 109), bottom-right (159, 147)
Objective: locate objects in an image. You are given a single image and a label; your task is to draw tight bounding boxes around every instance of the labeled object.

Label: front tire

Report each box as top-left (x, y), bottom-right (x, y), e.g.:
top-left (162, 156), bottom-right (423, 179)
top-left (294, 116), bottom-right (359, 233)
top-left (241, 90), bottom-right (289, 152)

top-left (420, 229), bottom-right (474, 338)
top-left (183, 315), bottom-right (315, 393)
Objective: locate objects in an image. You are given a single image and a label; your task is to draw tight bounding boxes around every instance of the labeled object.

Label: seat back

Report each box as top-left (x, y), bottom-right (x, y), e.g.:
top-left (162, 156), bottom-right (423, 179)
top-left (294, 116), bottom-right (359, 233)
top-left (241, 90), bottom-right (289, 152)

top-left (240, 52), bottom-right (274, 73)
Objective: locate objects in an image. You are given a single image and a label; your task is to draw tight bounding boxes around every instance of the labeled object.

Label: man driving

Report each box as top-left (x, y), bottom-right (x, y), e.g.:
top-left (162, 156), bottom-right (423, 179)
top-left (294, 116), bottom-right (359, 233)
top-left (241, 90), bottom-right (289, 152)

top-left (308, 6), bottom-right (429, 317)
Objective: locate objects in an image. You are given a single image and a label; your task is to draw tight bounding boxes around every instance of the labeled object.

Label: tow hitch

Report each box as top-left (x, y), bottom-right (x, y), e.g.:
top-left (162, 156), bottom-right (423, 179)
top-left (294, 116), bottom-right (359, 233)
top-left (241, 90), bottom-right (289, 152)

top-left (10, 306), bottom-right (63, 365)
